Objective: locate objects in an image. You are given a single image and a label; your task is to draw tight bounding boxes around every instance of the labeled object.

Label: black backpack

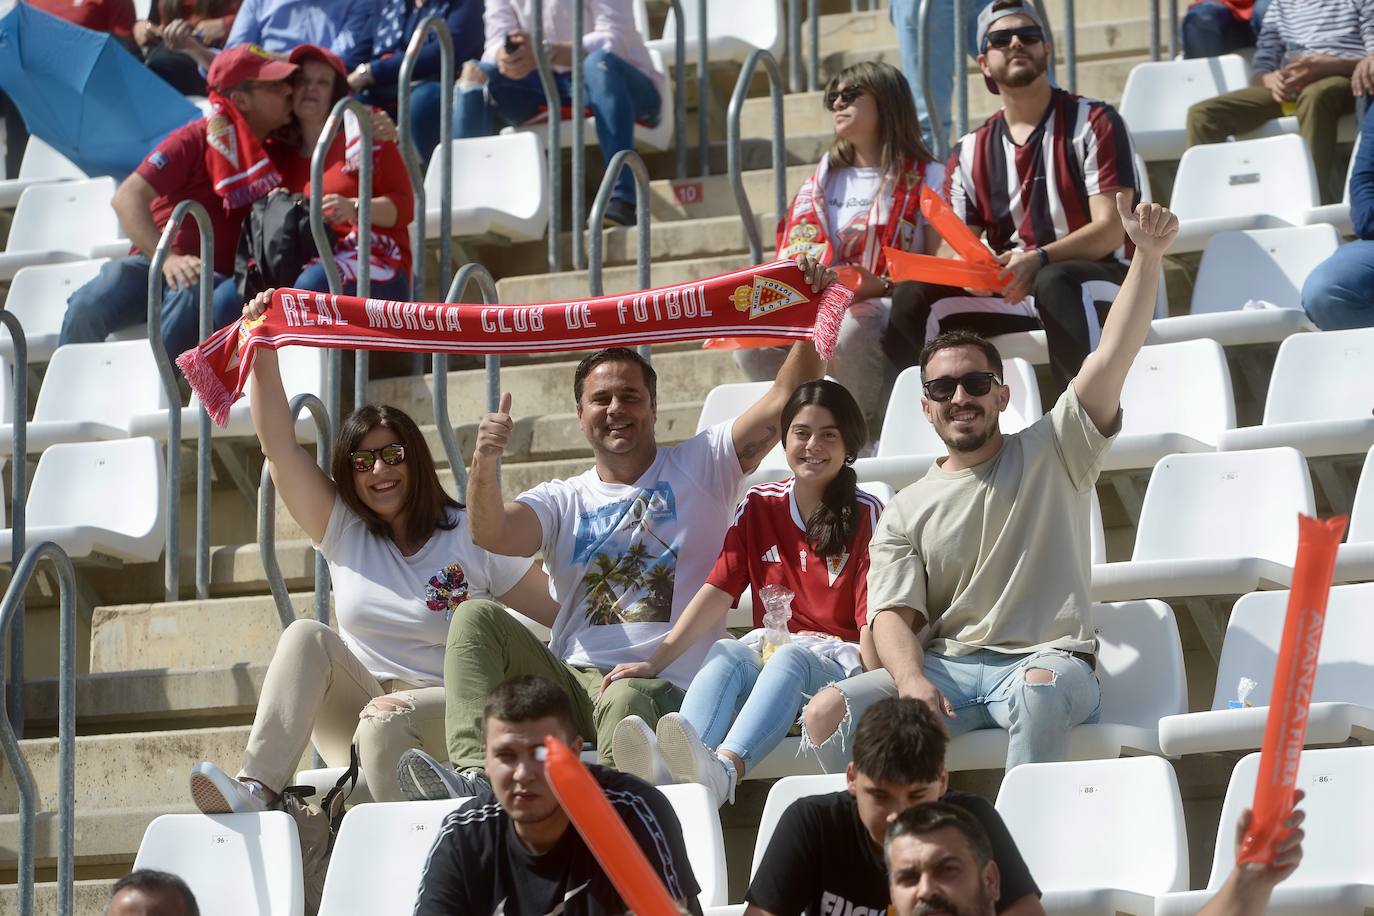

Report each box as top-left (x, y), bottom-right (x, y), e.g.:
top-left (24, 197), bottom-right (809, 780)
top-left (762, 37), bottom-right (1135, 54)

top-left (234, 191), bottom-right (318, 301)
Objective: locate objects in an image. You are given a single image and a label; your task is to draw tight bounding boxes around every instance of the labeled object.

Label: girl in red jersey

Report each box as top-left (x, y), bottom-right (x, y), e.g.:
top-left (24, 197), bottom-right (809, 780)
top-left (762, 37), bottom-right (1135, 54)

top-left (604, 380), bottom-right (883, 807)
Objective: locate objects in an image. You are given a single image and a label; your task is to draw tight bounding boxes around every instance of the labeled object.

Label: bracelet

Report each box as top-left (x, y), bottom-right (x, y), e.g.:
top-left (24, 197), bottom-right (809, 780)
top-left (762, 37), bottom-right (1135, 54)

top-left (880, 275), bottom-right (894, 297)
top-left (1036, 248), bottom-right (1051, 268)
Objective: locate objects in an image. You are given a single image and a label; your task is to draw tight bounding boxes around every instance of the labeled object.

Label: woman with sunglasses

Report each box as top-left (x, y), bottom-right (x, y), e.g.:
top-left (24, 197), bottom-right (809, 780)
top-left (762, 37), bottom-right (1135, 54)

top-left (736, 61), bottom-right (941, 419)
top-left (604, 379), bottom-right (883, 807)
top-left (187, 289), bottom-right (558, 811)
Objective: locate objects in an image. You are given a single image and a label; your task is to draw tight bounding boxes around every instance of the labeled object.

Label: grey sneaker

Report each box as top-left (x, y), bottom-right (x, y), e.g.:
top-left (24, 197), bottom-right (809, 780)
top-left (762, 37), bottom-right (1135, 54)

top-left (190, 762), bottom-right (269, 814)
top-left (656, 712), bottom-right (737, 808)
top-left (396, 749), bottom-right (490, 801)
top-left (612, 714), bottom-right (668, 784)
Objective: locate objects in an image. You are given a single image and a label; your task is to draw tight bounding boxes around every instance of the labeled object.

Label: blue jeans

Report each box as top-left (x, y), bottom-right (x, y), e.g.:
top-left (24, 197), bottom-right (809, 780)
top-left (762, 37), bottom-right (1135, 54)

top-left (453, 49), bottom-right (662, 202)
top-left (60, 254), bottom-right (243, 357)
top-left (678, 638), bottom-right (847, 770)
top-left (295, 262), bottom-right (413, 300)
top-left (1301, 240), bottom-right (1374, 331)
top-left (890, 0), bottom-right (991, 146)
top-left (1181, 0), bottom-right (1268, 58)
top-left (820, 648), bottom-right (1101, 772)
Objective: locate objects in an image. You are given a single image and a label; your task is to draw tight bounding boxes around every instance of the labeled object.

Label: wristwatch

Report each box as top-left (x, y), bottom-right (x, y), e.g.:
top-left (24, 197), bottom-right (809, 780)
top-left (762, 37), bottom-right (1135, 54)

top-left (1036, 248), bottom-right (1051, 268)
top-left (880, 275), bottom-right (895, 297)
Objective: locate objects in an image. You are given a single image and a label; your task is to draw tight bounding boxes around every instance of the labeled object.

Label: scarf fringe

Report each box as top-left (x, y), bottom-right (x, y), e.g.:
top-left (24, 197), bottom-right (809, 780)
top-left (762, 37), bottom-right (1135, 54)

top-left (175, 346), bottom-right (236, 427)
top-left (811, 281), bottom-right (854, 361)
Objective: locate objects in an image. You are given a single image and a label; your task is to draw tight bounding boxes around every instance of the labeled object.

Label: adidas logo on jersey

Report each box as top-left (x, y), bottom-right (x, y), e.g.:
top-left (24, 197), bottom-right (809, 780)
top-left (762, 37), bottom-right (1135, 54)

top-left (760, 546), bottom-right (781, 563)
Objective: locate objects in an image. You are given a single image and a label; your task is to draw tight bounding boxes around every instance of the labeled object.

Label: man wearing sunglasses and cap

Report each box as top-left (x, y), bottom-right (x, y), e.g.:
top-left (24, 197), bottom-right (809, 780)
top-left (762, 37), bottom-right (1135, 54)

top-left (883, 0), bottom-right (1141, 405)
top-left (801, 187), bottom-right (1180, 775)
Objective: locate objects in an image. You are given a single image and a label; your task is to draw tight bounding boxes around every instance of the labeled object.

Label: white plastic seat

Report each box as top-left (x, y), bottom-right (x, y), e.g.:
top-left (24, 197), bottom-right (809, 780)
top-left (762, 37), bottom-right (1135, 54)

top-left (750, 774), bottom-right (845, 879)
top-left (0, 259), bottom-right (109, 364)
top-left (424, 134), bottom-right (549, 242)
top-left (1167, 135), bottom-right (1319, 254)
top-left (0, 340), bottom-right (170, 454)
top-left (318, 798), bottom-right (468, 915)
top-left (995, 756), bottom-right (1188, 914)
top-left (1155, 746), bottom-right (1374, 915)
top-left (0, 178), bottom-right (128, 281)
top-left (1334, 447), bottom-right (1374, 584)
top-left (657, 783), bottom-right (729, 907)
top-left (648, 0), bottom-right (784, 65)
top-left (134, 811), bottom-right (304, 916)
top-left (1150, 225), bottom-right (1337, 349)
top-left (1158, 582), bottom-right (1374, 757)
top-left (1216, 327), bottom-right (1374, 459)
top-left (1120, 55), bottom-right (1251, 162)
top-left (697, 380), bottom-right (785, 473)
top-left (1102, 339), bottom-right (1236, 473)
top-left (0, 437), bottom-right (166, 563)
top-left (1091, 448), bottom-right (1315, 606)
top-left (0, 135), bottom-right (86, 209)
top-left (1299, 130), bottom-right (1360, 235)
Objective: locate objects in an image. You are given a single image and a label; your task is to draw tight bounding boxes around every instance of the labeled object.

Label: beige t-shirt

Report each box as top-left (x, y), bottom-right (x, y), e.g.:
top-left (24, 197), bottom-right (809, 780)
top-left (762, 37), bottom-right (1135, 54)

top-left (867, 385), bottom-right (1118, 657)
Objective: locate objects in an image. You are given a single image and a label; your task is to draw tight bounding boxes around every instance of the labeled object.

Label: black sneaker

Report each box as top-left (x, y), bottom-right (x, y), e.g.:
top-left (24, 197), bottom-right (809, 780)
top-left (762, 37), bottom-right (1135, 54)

top-left (603, 196), bottom-right (637, 227)
top-left (396, 749), bottom-right (491, 801)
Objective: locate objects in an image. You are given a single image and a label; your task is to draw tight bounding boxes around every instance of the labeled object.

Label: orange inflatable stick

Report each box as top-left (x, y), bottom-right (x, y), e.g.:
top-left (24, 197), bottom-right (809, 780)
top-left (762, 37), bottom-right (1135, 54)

top-left (884, 248), bottom-right (1013, 295)
top-left (542, 736), bottom-right (680, 916)
top-left (1237, 513), bottom-right (1347, 865)
top-left (919, 185), bottom-right (1000, 267)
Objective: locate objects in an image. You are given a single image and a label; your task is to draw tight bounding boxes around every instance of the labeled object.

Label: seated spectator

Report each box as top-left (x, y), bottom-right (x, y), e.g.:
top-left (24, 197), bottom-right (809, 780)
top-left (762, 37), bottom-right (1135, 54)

top-left (106, 870), bottom-right (200, 916)
top-left (1186, 0), bottom-right (1374, 204)
top-left (412, 674), bottom-right (703, 915)
top-left (802, 197), bottom-right (1179, 772)
top-left (1182, 0), bottom-right (1270, 58)
top-left (394, 304), bottom-right (831, 799)
top-left (224, 0), bottom-right (372, 60)
top-left (607, 379), bottom-right (883, 807)
top-left (133, 0), bottom-right (240, 96)
top-left (187, 290), bottom-right (558, 810)
top-left (746, 698), bottom-right (1043, 915)
top-left (59, 46), bottom-right (293, 358)
top-left (453, 0), bottom-right (663, 227)
top-left (272, 45), bottom-right (414, 300)
top-left (23, 0), bottom-right (136, 50)
top-left (882, 0), bottom-right (1140, 401)
top-left (1302, 103), bottom-right (1374, 330)
top-left (889, 0), bottom-right (992, 148)
top-left (738, 61), bottom-right (942, 418)
top-left (341, 0), bottom-right (483, 169)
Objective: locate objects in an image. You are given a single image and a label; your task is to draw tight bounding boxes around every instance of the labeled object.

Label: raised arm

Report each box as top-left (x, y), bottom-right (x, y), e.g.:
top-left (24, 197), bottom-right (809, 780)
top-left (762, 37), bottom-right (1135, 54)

top-left (244, 290), bottom-right (337, 543)
top-left (466, 392), bottom-right (545, 557)
top-left (1197, 797), bottom-right (1306, 916)
top-left (1070, 193), bottom-right (1178, 434)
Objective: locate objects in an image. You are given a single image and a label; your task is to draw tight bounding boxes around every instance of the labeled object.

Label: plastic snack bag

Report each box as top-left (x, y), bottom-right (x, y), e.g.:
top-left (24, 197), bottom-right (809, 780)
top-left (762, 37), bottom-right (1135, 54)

top-left (1228, 677), bottom-right (1259, 709)
top-left (758, 584), bottom-right (794, 663)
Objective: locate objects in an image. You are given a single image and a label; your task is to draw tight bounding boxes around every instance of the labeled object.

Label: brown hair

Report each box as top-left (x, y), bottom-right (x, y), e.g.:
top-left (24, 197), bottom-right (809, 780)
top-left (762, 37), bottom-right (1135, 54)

top-left (852, 697), bottom-right (948, 786)
top-left (482, 675), bottom-right (578, 738)
top-left (781, 380), bottom-right (868, 557)
top-left (919, 330), bottom-right (1005, 381)
top-left (884, 801), bottom-right (995, 870)
top-left (825, 60), bottom-right (936, 172)
top-left (330, 404), bottom-right (460, 546)
top-left (153, 0), bottom-right (231, 28)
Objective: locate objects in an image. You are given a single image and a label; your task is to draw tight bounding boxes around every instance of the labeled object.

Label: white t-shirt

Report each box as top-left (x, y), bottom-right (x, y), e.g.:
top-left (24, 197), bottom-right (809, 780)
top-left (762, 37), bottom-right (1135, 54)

top-left (516, 422), bottom-right (745, 689)
top-left (318, 496), bottom-right (535, 686)
top-left (824, 165), bottom-right (882, 259)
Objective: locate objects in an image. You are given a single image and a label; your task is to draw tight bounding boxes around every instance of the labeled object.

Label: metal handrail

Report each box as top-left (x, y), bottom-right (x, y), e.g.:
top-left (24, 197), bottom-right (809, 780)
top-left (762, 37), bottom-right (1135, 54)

top-left (1167, 0), bottom-right (1178, 60)
top-left (1, 313), bottom-right (27, 735)
top-left (0, 543), bottom-right (78, 916)
top-left (530, 0), bottom-right (563, 272)
top-left (727, 49), bottom-right (787, 264)
top-left (1150, 0), bottom-right (1160, 60)
top-left (788, 0), bottom-right (802, 92)
top-left (397, 14), bottom-right (455, 303)
top-left (148, 199), bottom-right (215, 603)
top-left (808, 0), bottom-right (819, 92)
top-left (1064, 0), bottom-right (1077, 93)
top-left (954, 0), bottom-right (967, 140)
top-left (571, 0), bottom-right (586, 269)
top-left (310, 97), bottom-right (375, 425)
top-left (259, 393), bottom-right (332, 628)
top-left (588, 149), bottom-right (652, 361)
top-left (665, 0), bottom-right (688, 180)
top-left (437, 263), bottom-right (500, 490)
top-left (697, 0), bottom-right (709, 176)
top-left (916, 0), bottom-right (945, 158)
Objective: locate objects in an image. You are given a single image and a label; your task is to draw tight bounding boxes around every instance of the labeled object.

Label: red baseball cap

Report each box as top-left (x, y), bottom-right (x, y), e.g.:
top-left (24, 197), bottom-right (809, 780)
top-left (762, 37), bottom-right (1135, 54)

top-left (288, 44), bottom-right (349, 80)
top-left (207, 44), bottom-right (298, 93)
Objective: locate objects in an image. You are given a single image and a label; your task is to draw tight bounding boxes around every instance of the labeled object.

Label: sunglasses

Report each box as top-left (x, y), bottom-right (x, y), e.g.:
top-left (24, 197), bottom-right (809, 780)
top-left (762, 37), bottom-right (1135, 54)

top-left (349, 443), bottom-right (406, 473)
top-left (984, 25), bottom-right (1045, 50)
top-left (824, 84), bottom-right (865, 110)
top-left (922, 372), bottom-right (1001, 402)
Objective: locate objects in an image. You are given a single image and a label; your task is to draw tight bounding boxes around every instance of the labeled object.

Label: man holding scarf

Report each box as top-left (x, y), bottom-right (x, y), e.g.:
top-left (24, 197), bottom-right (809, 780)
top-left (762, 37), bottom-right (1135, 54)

top-left (60, 45), bottom-right (295, 358)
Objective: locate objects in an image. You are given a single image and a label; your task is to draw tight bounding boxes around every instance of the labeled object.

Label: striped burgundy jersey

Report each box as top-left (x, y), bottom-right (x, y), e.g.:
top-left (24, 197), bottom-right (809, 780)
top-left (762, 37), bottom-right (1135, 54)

top-left (942, 89), bottom-right (1139, 265)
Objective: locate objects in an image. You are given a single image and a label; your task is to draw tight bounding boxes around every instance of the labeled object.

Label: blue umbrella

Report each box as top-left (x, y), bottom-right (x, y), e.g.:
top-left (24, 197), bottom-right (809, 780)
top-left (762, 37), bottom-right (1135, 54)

top-left (0, 3), bottom-right (199, 179)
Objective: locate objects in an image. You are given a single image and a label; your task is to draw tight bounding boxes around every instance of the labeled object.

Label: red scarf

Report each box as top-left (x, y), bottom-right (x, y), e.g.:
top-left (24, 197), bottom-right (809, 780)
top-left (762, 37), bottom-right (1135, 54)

top-left (178, 260), bottom-right (854, 427)
top-left (776, 155), bottom-right (929, 278)
top-left (205, 92), bottom-right (283, 210)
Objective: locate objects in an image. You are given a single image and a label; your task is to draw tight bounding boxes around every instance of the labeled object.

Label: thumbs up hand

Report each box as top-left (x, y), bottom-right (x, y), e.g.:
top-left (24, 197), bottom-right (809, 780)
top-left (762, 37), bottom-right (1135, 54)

top-left (476, 392), bottom-right (515, 459)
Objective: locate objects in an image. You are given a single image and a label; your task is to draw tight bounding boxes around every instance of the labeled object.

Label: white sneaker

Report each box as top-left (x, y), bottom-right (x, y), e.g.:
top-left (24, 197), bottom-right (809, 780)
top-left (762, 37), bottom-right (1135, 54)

top-left (612, 715), bottom-right (672, 785)
top-left (190, 762), bottom-right (269, 814)
top-left (655, 712), bottom-right (737, 807)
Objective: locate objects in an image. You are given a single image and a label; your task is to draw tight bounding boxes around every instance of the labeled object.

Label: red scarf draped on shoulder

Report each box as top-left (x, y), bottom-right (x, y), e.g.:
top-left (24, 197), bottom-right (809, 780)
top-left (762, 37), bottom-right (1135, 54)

top-left (205, 92), bottom-right (283, 210)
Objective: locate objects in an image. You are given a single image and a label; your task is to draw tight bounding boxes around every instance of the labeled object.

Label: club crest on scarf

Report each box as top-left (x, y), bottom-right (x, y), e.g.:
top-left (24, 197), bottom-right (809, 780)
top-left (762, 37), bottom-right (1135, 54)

top-left (731, 276), bottom-right (808, 320)
top-left (425, 563), bottom-right (470, 621)
top-left (207, 107), bottom-right (240, 168)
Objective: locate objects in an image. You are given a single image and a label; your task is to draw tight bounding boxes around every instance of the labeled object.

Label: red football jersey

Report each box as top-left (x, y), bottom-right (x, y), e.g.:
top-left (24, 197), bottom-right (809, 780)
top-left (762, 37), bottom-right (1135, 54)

top-left (706, 478), bottom-right (882, 641)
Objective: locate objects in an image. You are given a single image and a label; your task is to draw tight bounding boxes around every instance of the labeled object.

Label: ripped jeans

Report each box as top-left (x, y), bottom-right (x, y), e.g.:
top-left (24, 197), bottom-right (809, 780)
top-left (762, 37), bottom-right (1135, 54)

top-left (814, 649), bottom-right (1101, 772)
top-left (679, 638), bottom-right (848, 771)
top-left (241, 619), bottom-right (447, 801)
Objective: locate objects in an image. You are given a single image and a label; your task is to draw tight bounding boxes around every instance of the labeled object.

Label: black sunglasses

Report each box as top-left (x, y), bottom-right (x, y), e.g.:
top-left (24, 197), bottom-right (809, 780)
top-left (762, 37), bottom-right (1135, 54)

top-left (922, 372), bottom-right (1001, 402)
top-left (984, 25), bottom-right (1045, 50)
top-left (349, 443), bottom-right (406, 473)
top-left (824, 84), bottom-right (865, 110)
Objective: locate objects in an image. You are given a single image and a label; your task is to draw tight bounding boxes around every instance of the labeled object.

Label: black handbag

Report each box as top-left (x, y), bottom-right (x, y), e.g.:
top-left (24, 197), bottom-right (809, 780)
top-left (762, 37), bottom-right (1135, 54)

top-left (234, 191), bottom-right (318, 301)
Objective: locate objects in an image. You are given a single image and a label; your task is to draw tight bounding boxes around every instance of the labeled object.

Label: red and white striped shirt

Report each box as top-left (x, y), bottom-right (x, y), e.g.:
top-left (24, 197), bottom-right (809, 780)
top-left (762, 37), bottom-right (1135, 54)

top-left (943, 89), bottom-right (1139, 265)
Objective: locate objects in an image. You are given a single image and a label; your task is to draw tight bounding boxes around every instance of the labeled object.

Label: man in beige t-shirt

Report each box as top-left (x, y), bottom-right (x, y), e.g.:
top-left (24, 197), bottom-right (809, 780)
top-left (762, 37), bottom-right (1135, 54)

top-left (801, 192), bottom-right (1180, 772)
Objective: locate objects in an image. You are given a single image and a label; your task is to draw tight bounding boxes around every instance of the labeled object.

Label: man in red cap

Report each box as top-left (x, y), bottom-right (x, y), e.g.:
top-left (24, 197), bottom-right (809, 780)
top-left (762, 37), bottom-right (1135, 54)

top-left (60, 44), bottom-right (296, 358)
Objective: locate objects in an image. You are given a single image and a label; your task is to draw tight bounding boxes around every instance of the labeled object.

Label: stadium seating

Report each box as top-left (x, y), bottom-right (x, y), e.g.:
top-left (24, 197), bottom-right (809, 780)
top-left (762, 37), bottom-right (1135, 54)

top-left (1154, 746), bottom-right (1374, 915)
top-left (0, 135), bottom-right (86, 209)
top-left (1157, 582), bottom-right (1374, 757)
top-left (658, 783), bottom-right (729, 907)
top-left (1119, 54), bottom-right (1250, 162)
top-left (1333, 448), bottom-right (1374, 584)
top-left (424, 134), bottom-right (549, 242)
top-left (318, 798), bottom-right (468, 915)
top-left (133, 811), bottom-right (304, 916)
top-left (1299, 132), bottom-right (1360, 235)
top-left (749, 773), bottom-right (843, 879)
top-left (0, 177), bottom-right (128, 280)
top-left (696, 379), bottom-right (785, 472)
top-left (650, 0), bottom-right (785, 65)
top-left (994, 756), bottom-right (1189, 915)
top-left (0, 259), bottom-right (109, 364)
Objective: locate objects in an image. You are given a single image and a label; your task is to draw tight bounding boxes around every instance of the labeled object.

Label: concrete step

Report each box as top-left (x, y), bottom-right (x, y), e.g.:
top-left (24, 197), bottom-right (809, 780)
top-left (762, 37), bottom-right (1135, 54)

top-left (0, 803), bottom-right (196, 873)
top-left (642, 164), bottom-right (811, 223)
top-left (495, 250), bottom-right (754, 304)
top-left (23, 662), bottom-right (268, 732)
top-left (0, 879), bottom-right (111, 915)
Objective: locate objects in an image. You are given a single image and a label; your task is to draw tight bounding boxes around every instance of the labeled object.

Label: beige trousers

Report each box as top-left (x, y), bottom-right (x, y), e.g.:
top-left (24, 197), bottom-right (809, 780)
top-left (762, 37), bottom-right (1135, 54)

top-left (241, 619), bottom-right (447, 802)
